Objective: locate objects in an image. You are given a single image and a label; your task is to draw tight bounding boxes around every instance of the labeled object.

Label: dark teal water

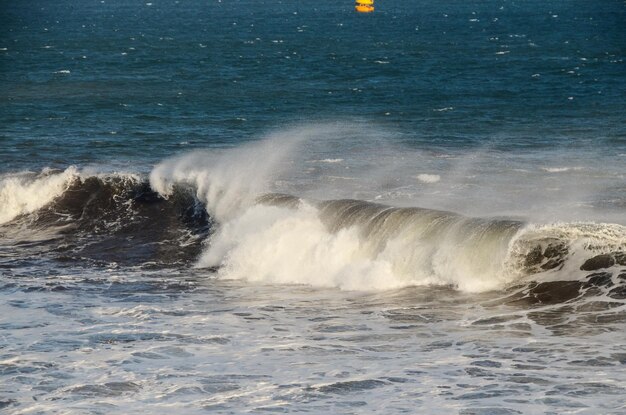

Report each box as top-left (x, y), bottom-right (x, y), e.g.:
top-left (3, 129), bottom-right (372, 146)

top-left (2, 0), bottom-right (625, 171)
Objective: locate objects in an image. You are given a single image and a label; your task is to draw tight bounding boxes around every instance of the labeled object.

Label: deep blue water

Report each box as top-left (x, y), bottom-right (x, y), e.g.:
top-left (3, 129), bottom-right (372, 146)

top-left (2, 0), bottom-right (625, 171)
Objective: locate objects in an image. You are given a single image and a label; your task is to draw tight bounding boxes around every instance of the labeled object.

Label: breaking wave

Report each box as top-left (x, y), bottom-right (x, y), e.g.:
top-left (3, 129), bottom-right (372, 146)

top-left (0, 167), bottom-right (79, 225)
top-left (0, 168), bottom-right (209, 267)
top-left (1, 154), bottom-right (624, 296)
top-left (197, 193), bottom-right (626, 293)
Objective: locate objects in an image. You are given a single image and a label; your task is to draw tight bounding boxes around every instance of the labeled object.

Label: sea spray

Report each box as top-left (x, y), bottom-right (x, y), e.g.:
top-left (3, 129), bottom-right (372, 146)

top-left (144, 127), bottom-right (626, 292)
top-left (149, 128), bottom-right (317, 222)
top-left (0, 167), bottom-right (78, 225)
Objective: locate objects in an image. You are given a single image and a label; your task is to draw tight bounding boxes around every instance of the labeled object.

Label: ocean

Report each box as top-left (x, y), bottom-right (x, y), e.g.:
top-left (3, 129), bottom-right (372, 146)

top-left (1, 0), bottom-right (625, 413)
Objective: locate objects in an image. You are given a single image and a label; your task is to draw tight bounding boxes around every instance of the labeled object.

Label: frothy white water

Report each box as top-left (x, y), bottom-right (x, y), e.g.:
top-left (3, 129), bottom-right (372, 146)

top-left (508, 222), bottom-right (626, 280)
top-left (541, 166), bottom-right (583, 173)
top-left (415, 173), bottom-right (440, 183)
top-left (196, 192), bottom-right (517, 292)
top-left (143, 123), bottom-right (626, 293)
top-left (197, 203), bottom-right (404, 291)
top-left (0, 167), bottom-right (78, 225)
top-left (312, 158), bottom-right (344, 163)
top-left (199, 199), bottom-right (626, 292)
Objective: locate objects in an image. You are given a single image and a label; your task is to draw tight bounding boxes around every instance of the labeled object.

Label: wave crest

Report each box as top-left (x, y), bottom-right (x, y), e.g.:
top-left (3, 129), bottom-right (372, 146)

top-left (201, 195), bottom-right (626, 292)
top-left (0, 167), bottom-right (78, 225)
top-left (0, 169), bottom-right (210, 267)
top-left (1, 156), bottom-right (624, 293)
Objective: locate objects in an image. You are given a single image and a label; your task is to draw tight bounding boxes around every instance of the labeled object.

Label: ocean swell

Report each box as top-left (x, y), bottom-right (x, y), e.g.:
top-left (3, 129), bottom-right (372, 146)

top-left (1, 159), bottom-right (625, 294)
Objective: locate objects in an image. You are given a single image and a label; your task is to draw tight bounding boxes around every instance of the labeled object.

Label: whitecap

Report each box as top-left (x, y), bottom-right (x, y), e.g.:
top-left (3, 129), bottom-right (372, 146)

top-left (416, 174), bottom-right (441, 183)
top-left (0, 167), bottom-right (79, 224)
top-left (312, 159), bottom-right (344, 164)
top-left (541, 167), bottom-right (583, 173)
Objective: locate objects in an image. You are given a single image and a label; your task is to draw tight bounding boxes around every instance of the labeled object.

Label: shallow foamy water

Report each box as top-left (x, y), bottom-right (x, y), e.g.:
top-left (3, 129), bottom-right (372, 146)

top-left (2, 268), bottom-right (625, 414)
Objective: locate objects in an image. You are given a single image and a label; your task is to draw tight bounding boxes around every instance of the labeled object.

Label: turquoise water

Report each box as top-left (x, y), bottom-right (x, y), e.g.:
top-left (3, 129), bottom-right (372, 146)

top-left (1, 1), bottom-right (626, 414)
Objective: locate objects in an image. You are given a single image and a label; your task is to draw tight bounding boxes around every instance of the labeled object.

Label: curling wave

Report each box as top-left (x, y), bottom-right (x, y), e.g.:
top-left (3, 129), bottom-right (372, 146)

top-left (1, 160), bottom-right (624, 294)
top-left (198, 194), bottom-right (626, 292)
top-left (0, 168), bottom-right (210, 267)
top-left (0, 167), bottom-right (79, 225)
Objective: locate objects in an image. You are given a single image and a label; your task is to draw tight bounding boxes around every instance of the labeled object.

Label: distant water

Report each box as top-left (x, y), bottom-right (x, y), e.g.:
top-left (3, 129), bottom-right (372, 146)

top-left (1, 1), bottom-right (625, 413)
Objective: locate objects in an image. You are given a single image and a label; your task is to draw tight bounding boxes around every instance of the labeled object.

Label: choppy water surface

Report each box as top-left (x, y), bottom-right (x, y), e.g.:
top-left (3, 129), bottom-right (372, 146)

top-left (1, 157), bottom-right (625, 414)
top-left (3, 269), bottom-right (626, 414)
top-left (1, 0), bottom-right (625, 413)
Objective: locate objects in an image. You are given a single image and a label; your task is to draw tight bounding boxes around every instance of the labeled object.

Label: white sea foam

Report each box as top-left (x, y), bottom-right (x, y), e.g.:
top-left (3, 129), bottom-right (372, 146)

top-left (312, 158), bottom-right (343, 163)
top-left (0, 167), bottom-right (78, 224)
top-left (507, 221), bottom-right (626, 280)
top-left (197, 203), bottom-right (405, 291)
top-left (146, 124), bottom-right (626, 292)
top-left (541, 166), bottom-right (583, 173)
top-left (542, 167), bottom-right (569, 172)
top-left (193, 194), bottom-right (522, 293)
top-left (199, 196), bottom-right (626, 293)
top-left (416, 173), bottom-right (440, 183)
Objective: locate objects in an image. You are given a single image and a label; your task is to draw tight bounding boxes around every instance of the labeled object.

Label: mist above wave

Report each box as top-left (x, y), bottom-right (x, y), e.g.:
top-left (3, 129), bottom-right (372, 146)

top-left (145, 124), bottom-right (626, 292)
top-left (2, 123), bottom-right (625, 293)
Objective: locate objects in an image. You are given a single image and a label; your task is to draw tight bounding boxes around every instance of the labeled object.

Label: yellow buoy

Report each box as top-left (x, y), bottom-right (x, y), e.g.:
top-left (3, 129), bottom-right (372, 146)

top-left (355, 0), bottom-right (374, 13)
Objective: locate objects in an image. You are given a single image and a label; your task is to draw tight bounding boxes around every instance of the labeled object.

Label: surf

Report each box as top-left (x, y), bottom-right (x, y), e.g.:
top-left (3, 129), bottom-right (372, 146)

top-left (194, 191), bottom-right (626, 293)
top-left (1, 126), bottom-right (624, 294)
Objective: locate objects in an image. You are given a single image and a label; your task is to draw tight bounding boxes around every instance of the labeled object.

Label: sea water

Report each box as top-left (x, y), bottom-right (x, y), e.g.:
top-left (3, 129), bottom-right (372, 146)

top-left (1, 0), bottom-right (625, 413)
